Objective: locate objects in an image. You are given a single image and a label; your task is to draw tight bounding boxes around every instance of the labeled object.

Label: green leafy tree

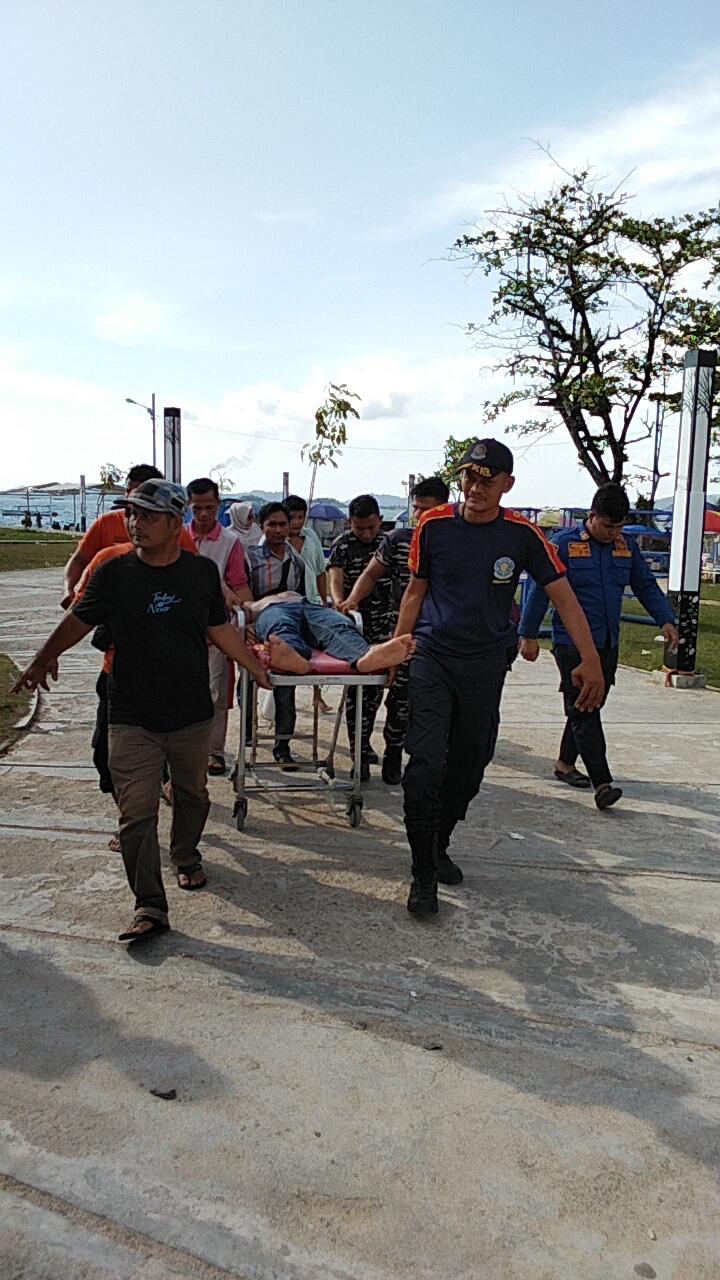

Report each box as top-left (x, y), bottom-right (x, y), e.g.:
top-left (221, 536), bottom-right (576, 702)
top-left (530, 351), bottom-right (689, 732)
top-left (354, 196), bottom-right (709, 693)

top-left (432, 435), bottom-right (477, 495)
top-left (97, 463), bottom-right (124, 515)
top-left (303, 383), bottom-right (361, 510)
top-left (450, 163), bottom-right (720, 486)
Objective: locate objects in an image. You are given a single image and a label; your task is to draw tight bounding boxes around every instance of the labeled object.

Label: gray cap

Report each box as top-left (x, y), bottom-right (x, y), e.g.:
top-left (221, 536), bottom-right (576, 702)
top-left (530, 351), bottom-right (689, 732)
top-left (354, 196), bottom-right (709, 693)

top-left (113, 479), bottom-right (187, 516)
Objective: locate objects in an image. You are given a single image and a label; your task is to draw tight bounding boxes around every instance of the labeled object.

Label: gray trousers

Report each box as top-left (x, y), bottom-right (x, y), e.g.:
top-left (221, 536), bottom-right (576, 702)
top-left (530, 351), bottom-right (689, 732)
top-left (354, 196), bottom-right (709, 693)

top-left (108, 719), bottom-right (213, 923)
top-left (208, 643), bottom-right (231, 756)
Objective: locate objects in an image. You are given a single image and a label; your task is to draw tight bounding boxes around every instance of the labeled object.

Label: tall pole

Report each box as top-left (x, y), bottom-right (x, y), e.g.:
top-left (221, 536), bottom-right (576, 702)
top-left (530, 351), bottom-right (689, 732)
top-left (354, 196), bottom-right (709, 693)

top-left (282, 471), bottom-right (290, 500)
top-left (665, 349), bottom-right (715, 674)
top-left (151, 393), bottom-right (156, 469)
top-left (163, 407), bottom-right (182, 483)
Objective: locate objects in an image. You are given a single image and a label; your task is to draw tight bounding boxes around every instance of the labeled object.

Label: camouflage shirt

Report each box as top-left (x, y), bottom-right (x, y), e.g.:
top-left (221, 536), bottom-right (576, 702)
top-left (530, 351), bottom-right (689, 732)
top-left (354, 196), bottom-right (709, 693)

top-left (328, 530), bottom-right (392, 641)
top-left (375, 528), bottom-right (413, 618)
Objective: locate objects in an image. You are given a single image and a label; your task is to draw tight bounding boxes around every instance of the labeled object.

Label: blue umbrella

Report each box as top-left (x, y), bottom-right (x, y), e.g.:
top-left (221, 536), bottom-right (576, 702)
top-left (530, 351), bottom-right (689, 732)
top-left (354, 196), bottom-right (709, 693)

top-left (309, 502), bottom-right (346, 520)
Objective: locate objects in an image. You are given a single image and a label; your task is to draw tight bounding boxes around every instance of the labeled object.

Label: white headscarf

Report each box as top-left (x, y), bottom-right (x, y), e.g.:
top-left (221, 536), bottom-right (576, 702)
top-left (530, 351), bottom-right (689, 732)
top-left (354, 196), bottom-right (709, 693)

top-left (228, 501), bottom-right (262, 549)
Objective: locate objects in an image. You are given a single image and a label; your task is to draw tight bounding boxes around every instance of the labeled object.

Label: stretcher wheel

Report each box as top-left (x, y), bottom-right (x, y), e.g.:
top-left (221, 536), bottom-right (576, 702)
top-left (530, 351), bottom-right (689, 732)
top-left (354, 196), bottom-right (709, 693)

top-left (234, 798), bottom-right (248, 831)
top-left (346, 798), bottom-right (363, 828)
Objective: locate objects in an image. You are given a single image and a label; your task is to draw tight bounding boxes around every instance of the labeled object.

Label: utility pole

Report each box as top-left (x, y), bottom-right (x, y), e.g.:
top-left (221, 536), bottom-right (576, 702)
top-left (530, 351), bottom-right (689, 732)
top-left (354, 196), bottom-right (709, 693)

top-left (664, 349), bottom-right (715, 684)
top-left (163, 407), bottom-right (182, 483)
top-left (282, 471), bottom-right (290, 500)
top-left (650, 390), bottom-right (665, 509)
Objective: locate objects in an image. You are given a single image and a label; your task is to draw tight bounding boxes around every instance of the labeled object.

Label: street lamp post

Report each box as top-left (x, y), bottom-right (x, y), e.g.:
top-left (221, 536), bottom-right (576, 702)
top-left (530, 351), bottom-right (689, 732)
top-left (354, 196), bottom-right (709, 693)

top-left (125, 394), bottom-right (157, 467)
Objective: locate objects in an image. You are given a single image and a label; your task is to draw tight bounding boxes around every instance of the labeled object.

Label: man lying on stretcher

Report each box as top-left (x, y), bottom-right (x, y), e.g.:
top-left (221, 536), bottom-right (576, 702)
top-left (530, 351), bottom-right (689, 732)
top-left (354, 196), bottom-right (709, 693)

top-left (243, 590), bottom-right (414, 674)
top-left (243, 502), bottom-right (414, 675)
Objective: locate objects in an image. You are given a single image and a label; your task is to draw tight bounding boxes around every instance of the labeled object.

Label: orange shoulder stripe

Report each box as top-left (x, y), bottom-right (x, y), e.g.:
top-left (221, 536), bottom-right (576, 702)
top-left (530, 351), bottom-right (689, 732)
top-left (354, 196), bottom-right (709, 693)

top-left (407, 502), bottom-right (455, 574)
top-left (502, 508), bottom-right (566, 574)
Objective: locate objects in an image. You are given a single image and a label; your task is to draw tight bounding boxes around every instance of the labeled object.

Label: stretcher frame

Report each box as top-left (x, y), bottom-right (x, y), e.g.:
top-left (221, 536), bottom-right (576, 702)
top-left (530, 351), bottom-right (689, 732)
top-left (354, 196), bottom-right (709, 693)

top-left (231, 665), bottom-right (387, 830)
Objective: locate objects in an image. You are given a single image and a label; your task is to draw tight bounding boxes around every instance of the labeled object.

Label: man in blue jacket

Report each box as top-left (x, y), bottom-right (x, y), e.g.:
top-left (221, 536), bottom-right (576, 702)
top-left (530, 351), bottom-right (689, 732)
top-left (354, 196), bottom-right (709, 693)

top-left (519, 483), bottom-right (678, 810)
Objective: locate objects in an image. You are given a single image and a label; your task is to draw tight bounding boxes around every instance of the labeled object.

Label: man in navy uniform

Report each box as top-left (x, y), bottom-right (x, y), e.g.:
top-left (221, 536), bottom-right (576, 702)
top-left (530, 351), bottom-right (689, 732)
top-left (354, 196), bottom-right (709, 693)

top-left (395, 438), bottom-right (606, 916)
top-left (519, 482), bottom-right (678, 810)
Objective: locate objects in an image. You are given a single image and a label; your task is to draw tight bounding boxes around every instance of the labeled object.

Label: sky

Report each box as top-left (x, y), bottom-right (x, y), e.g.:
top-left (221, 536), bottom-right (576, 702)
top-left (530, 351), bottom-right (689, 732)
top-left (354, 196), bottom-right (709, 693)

top-left (2, 0), bottom-right (720, 506)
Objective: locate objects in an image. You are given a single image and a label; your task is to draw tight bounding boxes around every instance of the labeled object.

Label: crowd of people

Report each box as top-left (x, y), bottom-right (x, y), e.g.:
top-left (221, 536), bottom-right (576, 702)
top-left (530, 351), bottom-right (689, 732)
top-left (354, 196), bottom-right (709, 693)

top-left (13, 438), bottom-right (679, 938)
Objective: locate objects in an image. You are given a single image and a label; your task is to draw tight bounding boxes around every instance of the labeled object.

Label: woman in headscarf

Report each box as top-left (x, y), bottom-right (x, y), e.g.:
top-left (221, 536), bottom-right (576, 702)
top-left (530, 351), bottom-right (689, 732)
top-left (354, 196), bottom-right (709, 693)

top-left (228, 501), bottom-right (263, 551)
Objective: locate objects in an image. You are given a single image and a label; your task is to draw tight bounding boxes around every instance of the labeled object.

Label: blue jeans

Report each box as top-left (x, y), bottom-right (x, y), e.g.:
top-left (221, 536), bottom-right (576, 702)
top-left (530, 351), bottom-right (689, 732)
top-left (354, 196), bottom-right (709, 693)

top-left (254, 601), bottom-right (369, 665)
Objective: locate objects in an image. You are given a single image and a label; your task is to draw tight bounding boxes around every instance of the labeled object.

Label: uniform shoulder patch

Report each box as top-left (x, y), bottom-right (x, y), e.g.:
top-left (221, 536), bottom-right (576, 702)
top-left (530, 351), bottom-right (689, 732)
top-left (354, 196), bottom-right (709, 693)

top-left (613, 534), bottom-right (632, 557)
top-left (407, 503), bottom-right (455, 574)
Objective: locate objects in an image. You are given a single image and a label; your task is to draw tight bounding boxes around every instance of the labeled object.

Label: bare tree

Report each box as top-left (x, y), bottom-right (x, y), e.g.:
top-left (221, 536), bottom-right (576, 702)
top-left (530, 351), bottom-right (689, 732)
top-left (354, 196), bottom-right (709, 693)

top-left (450, 163), bottom-right (720, 485)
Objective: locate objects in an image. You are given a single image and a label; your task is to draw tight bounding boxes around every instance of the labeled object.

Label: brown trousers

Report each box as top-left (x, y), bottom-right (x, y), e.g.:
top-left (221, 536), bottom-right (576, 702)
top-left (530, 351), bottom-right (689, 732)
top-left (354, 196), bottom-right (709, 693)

top-left (108, 719), bottom-right (213, 923)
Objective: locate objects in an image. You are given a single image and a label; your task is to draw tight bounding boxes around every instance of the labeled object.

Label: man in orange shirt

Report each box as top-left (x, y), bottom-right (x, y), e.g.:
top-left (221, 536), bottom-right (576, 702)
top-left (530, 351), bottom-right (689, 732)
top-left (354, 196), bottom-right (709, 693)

top-left (61, 464), bottom-right (197, 608)
top-left (75, 540), bottom-right (132, 826)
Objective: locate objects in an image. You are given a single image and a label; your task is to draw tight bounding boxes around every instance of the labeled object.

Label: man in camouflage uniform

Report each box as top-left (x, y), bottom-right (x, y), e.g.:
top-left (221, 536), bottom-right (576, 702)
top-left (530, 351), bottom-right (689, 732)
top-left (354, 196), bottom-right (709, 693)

top-left (328, 494), bottom-right (391, 778)
top-left (342, 479), bottom-right (450, 783)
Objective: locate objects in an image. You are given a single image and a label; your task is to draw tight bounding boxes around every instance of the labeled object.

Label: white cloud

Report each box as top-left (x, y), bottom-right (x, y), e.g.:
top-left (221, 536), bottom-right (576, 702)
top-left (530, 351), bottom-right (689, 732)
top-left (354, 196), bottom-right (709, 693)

top-left (363, 391), bottom-right (414, 420)
top-left (400, 56), bottom-right (720, 239)
top-left (0, 350), bottom-right (157, 489)
top-left (254, 210), bottom-right (313, 224)
top-left (95, 294), bottom-right (172, 345)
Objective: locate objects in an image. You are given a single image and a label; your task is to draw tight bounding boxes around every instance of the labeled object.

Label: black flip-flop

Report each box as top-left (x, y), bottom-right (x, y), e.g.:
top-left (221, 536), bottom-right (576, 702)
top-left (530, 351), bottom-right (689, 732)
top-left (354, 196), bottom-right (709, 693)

top-left (118, 915), bottom-right (170, 943)
top-left (177, 869), bottom-right (207, 891)
top-left (595, 785), bottom-right (623, 810)
top-left (554, 768), bottom-right (592, 789)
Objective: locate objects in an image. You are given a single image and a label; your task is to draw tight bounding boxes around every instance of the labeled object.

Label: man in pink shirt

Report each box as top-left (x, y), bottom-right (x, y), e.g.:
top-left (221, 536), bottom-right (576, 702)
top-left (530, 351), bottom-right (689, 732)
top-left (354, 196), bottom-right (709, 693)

top-left (187, 477), bottom-right (252, 774)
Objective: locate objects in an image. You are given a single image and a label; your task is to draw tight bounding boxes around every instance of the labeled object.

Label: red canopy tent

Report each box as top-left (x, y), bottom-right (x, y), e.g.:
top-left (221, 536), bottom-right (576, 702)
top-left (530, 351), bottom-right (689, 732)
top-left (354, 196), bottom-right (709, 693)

top-left (704, 509), bottom-right (720, 534)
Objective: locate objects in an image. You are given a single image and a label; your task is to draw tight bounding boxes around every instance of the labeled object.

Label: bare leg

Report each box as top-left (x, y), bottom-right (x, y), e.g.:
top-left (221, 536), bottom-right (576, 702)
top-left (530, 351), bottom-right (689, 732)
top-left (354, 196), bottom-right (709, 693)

top-left (265, 634), bottom-right (311, 674)
top-left (356, 634), bottom-right (415, 673)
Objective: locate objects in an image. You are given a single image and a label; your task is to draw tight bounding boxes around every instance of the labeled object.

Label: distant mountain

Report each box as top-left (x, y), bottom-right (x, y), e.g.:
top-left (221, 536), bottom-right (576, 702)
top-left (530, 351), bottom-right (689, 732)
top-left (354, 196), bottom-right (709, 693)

top-left (226, 490), bottom-right (408, 516)
top-left (655, 492), bottom-right (719, 511)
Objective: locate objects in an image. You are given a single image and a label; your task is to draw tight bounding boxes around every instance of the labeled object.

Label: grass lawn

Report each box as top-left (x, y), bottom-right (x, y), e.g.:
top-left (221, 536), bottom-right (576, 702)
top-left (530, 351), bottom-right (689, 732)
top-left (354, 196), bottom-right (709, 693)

top-left (0, 528), bottom-right (78, 541)
top-left (0, 528), bottom-right (77, 572)
top-left (618, 596), bottom-right (720, 687)
top-left (0, 654), bottom-right (30, 743)
top-left (536, 595), bottom-right (720, 688)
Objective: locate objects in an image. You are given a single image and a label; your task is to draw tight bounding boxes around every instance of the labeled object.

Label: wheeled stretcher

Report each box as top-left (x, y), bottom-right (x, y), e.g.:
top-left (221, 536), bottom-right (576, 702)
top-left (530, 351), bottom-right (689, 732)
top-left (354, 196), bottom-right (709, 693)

top-left (231, 650), bottom-right (387, 831)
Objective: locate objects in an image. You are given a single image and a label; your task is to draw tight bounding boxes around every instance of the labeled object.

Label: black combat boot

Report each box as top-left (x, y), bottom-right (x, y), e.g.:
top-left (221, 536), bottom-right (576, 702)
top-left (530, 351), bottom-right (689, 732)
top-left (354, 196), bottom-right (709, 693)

top-left (381, 745), bottom-right (403, 785)
top-left (435, 815), bottom-right (463, 885)
top-left (406, 831), bottom-right (438, 915)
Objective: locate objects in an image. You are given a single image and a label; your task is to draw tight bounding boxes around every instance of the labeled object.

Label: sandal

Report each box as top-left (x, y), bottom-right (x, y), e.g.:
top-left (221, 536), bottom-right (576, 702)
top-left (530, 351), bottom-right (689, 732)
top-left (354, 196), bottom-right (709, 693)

top-left (554, 768), bottom-right (591, 789)
top-left (118, 915), bottom-right (170, 943)
top-left (177, 867), bottom-right (207, 891)
top-left (108, 833), bottom-right (122, 852)
top-left (208, 753), bottom-right (226, 776)
top-left (595, 784), bottom-right (623, 810)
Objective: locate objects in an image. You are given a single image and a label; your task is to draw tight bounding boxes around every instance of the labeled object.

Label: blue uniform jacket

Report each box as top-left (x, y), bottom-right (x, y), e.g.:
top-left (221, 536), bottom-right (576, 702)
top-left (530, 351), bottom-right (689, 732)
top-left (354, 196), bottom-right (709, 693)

top-left (519, 523), bottom-right (674, 648)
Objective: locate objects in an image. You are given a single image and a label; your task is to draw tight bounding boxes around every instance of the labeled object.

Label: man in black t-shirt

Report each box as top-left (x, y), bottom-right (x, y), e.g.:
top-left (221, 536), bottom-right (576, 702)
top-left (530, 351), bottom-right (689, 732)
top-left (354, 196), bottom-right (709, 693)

top-left (13, 480), bottom-right (270, 944)
top-left (395, 440), bottom-right (606, 917)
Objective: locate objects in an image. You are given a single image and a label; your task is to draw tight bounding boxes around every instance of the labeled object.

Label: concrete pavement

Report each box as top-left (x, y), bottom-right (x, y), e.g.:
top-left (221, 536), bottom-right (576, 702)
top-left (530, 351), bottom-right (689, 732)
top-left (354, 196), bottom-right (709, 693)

top-left (0, 567), bottom-right (719, 1280)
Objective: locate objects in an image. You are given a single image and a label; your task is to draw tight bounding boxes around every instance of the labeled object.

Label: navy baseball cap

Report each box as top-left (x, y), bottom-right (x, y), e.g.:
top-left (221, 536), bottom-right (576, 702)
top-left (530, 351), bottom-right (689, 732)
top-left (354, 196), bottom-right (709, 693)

top-left (113, 479), bottom-right (188, 516)
top-left (456, 438), bottom-right (514, 477)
